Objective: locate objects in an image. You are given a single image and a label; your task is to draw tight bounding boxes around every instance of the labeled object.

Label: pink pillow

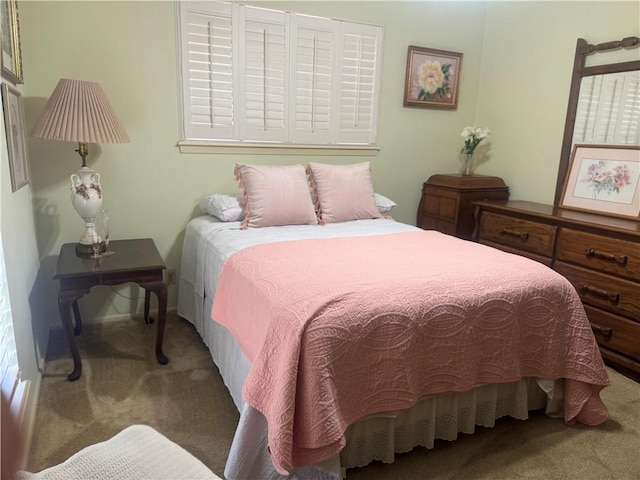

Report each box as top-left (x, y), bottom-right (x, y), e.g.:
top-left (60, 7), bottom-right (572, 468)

top-left (235, 163), bottom-right (318, 229)
top-left (307, 162), bottom-right (382, 224)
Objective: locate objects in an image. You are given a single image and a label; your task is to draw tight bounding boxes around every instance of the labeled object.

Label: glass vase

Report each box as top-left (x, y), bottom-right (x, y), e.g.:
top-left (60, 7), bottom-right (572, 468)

top-left (101, 208), bottom-right (113, 255)
top-left (462, 153), bottom-right (474, 176)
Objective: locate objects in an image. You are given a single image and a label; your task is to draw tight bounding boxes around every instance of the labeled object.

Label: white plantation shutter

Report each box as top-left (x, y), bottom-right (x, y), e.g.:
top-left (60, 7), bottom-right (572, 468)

top-left (241, 7), bottom-right (288, 142)
top-left (0, 234), bottom-right (19, 400)
top-left (181, 2), bottom-right (234, 141)
top-left (336, 22), bottom-right (382, 145)
top-left (617, 74), bottom-right (640, 144)
top-left (290, 15), bottom-right (335, 144)
top-left (573, 71), bottom-right (640, 146)
top-left (177, 1), bottom-right (383, 147)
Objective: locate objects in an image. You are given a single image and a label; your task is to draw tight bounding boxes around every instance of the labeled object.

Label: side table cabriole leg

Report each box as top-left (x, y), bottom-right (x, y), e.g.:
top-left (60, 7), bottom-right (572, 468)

top-left (140, 281), bottom-right (169, 365)
top-left (72, 300), bottom-right (82, 335)
top-left (144, 289), bottom-right (153, 324)
top-left (58, 289), bottom-right (89, 381)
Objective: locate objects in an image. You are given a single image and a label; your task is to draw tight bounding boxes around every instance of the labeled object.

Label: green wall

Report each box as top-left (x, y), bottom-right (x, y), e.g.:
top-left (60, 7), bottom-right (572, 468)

top-left (18, 1), bottom-right (639, 323)
top-left (476, 1), bottom-right (640, 202)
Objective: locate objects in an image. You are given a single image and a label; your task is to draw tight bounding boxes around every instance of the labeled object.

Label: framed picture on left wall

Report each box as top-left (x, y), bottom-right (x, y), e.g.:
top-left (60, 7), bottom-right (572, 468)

top-left (2, 83), bottom-right (29, 191)
top-left (1, 0), bottom-right (24, 84)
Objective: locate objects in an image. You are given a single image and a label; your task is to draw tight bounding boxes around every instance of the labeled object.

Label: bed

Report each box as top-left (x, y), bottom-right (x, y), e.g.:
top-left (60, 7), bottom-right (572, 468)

top-left (177, 213), bottom-right (610, 480)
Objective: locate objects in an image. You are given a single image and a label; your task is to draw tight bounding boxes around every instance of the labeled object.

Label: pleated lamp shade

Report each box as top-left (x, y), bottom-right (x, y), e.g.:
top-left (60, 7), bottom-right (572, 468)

top-left (31, 79), bottom-right (129, 144)
top-left (31, 79), bottom-right (129, 257)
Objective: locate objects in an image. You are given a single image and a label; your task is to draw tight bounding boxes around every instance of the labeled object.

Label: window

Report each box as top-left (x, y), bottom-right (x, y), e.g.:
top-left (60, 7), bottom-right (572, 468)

top-left (0, 233), bottom-right (19, 402)
top-left (177, 1), bottom-right (383, 148)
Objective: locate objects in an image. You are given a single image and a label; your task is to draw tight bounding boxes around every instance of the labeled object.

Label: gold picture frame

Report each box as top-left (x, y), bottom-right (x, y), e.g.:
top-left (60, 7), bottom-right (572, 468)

top-left (403, 45), bottom-right (462, 110)
top-left (2, 83), bottom-right (29, 191)
top-left (1, 0), bottom-right (24, 84)
top-left (559, 144), bottom-right (640, 219)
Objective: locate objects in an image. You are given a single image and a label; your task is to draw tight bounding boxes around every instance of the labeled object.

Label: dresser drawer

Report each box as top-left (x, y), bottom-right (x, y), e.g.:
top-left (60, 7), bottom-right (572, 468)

top-left (478, 212), bottom-right (557, 257)
top-left (555, 262), bottom-right (640, 320)
top-left (584, 305), bottom-right (640, 361)
top-left (556, 228), bottom-right (640, 282)
top-left (479, 240), bottom-right (553, 266)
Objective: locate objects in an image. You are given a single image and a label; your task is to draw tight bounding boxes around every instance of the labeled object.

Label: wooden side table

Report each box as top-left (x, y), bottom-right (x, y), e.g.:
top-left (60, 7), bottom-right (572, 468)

top-left (53, 238), bottom-right (168, 381)
top-left (416, 174), bottom-right (509, 240)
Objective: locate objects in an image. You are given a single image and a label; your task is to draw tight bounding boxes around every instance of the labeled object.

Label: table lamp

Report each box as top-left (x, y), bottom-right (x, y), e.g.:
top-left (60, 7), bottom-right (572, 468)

top-left (31, 79), bottom-right (129, 256)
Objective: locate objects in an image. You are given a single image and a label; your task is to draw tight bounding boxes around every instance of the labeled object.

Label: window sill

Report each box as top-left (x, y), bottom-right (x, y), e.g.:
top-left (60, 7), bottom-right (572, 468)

top-left (177, 141), bottom-right (380, 156)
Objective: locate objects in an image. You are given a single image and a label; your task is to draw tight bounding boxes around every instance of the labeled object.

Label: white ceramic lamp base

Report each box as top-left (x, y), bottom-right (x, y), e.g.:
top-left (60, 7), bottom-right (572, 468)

top-left (70, 166), bottom-right (105, 256)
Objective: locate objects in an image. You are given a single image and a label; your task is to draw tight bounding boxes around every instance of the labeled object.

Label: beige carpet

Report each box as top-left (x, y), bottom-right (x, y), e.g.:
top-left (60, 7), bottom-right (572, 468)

top-left (27, 313), bottom-right (640, 479)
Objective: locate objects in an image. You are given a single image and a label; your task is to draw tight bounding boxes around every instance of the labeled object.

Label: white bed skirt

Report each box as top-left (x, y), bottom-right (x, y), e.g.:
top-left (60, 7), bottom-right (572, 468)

top-left (340, 378), bottom-right (546, 469)
top-left (193, 296), bottom-right (551, 480)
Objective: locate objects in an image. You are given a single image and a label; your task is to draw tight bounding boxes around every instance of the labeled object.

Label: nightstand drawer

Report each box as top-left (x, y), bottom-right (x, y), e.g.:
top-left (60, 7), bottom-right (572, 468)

top-left (584, 305), bottom-right (640, 361)
top-left (555, 262), bottom-right (640, 320)
top-left (478, 211), bottom-right (557, 257)
top-left (422, 187), bottom-right (458, 220)
top-left (420, 216), bottom-right (456, 235)
top-left (556, 228), bottom-right (640, 282)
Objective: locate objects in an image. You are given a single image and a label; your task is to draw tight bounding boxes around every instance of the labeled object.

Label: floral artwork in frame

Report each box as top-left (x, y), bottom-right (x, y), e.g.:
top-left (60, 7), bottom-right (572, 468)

top-left (1, 83), bottom-right (29, 191)
top-left (560, 144), bottom-right (640, 219)
top-left (403, 45), bottom-right (462, 109)
top-left (1, 0), bottom-right (24, 85)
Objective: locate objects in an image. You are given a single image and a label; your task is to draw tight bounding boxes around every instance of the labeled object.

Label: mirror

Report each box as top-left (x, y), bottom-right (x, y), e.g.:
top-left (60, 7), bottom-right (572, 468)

top-left (573, 70), bottom-right (639, 145)
top-left (554, 37), bottom-right (640, 207)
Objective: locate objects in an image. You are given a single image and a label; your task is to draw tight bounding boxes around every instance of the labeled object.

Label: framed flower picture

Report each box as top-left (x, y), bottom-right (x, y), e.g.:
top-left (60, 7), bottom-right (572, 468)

top-left (403, 45), bottom-right (462, 109)
top-left (560, 144), bottom-right (640, 219)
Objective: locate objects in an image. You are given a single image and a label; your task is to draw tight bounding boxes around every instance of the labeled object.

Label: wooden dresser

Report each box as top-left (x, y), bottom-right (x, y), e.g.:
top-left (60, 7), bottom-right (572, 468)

top-left (474, 200), bottom-right (640, 380)
top-left (417, 174), bottom-right (509, 240)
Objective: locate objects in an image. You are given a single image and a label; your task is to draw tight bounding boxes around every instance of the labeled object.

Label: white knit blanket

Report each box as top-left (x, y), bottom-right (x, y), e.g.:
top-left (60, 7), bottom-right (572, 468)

top-left (16, 425), bottom-right (220, 480)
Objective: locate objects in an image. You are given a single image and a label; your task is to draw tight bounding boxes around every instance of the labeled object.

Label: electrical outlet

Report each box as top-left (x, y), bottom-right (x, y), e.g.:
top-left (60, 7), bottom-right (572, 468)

top-left (165, 269), bottom-right (176, 285)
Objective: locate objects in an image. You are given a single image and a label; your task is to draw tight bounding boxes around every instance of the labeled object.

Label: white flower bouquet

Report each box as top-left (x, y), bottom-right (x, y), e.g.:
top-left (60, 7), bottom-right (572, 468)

top-left (460, 126), bottom-right (490, 156)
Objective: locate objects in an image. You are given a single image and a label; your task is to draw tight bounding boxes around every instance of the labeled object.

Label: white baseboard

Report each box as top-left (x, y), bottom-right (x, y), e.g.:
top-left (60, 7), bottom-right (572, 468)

top-left (16, 373), bottom-right (42, 472)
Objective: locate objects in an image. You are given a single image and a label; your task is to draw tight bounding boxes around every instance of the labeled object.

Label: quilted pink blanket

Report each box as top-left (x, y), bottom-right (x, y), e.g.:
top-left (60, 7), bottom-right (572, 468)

top-left (211, 230), bottom-right (609, 474)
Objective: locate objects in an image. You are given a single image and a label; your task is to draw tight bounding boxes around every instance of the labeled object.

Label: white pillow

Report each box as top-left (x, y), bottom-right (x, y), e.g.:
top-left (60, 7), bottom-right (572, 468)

top-left (199, 193), bottom-right (244, 222)
top-left (374, 193), bottom-right (397, 213)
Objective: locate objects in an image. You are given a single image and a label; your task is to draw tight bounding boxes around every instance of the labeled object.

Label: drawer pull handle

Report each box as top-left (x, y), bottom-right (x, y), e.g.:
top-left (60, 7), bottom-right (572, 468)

top-left (578, 283), bottom-right (620, 303)
top-left (591, 323), bottom-right (613, 340)
top-left (500, 228), bottom-right (529, 241)
top-left (584, 248), bottom-right (628, 266)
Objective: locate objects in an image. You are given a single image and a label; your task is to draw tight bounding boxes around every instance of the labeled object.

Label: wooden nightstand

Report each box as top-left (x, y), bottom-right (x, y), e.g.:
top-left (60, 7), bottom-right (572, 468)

top-left (417, 174), bottom-right (509, 240)
top-left (53, 238), bottom-right (168, 381)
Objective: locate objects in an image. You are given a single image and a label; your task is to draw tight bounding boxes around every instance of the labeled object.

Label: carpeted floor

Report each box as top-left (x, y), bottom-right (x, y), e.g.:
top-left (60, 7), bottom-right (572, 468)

top-left (26, 313), bottom-right (640, 479)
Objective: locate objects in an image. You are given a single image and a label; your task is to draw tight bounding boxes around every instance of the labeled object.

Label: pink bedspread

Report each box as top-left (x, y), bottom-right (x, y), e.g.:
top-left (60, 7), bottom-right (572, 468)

top-left (211, 230), bottom-right (609, 474)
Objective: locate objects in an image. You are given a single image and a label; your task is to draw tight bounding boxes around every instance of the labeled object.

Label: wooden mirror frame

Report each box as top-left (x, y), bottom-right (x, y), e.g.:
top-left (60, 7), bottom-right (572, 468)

top-left (553, 36), bottom-right (640, 207)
